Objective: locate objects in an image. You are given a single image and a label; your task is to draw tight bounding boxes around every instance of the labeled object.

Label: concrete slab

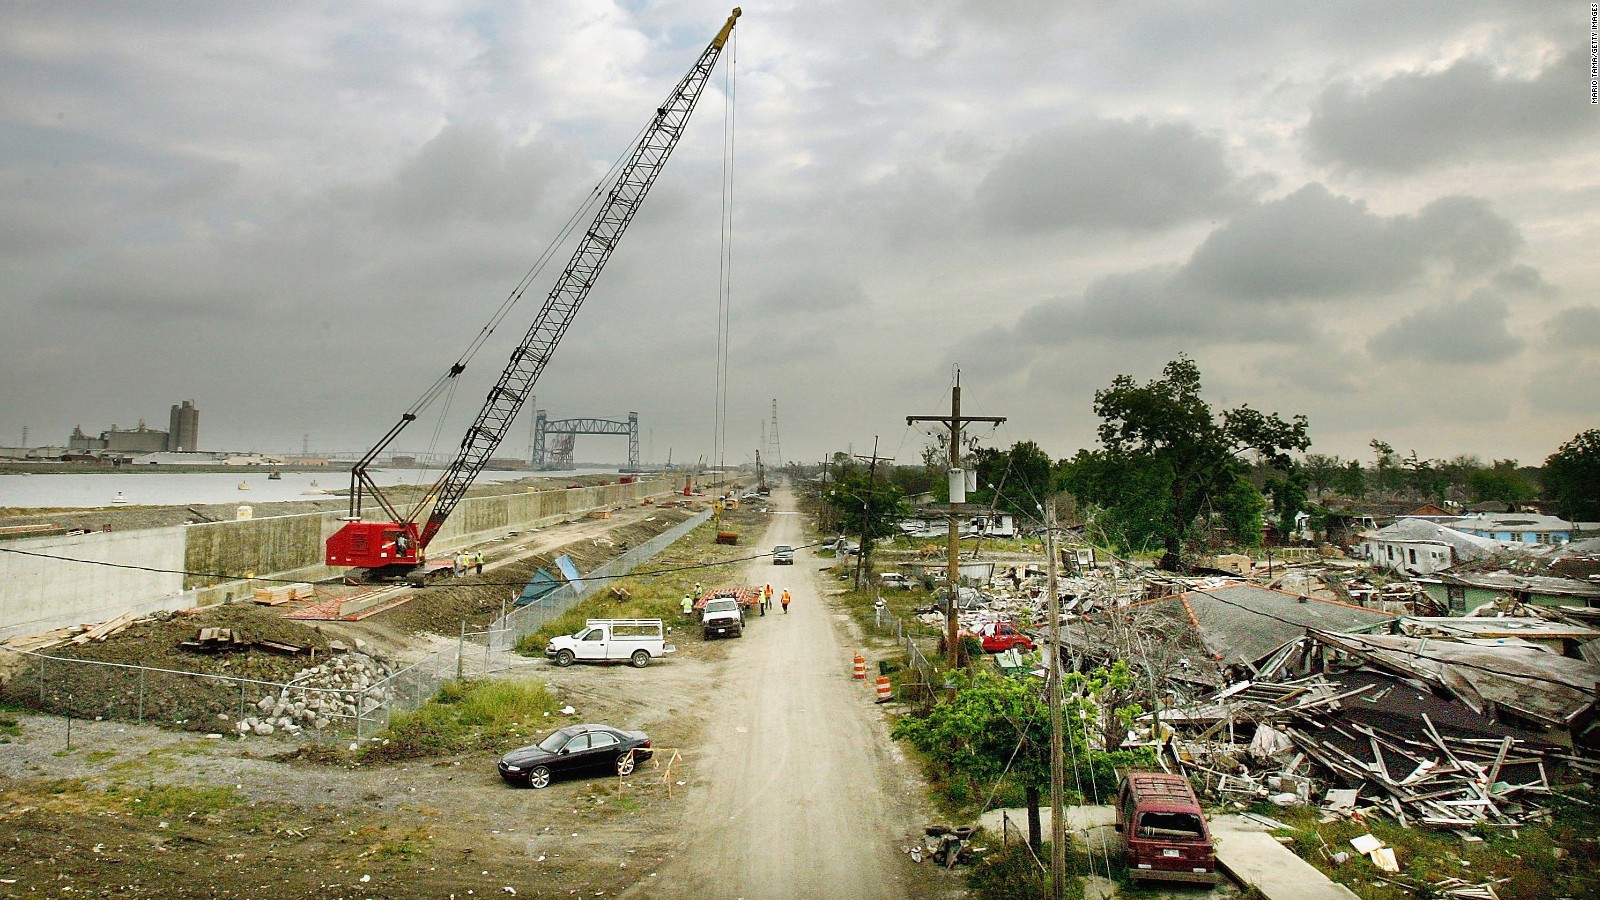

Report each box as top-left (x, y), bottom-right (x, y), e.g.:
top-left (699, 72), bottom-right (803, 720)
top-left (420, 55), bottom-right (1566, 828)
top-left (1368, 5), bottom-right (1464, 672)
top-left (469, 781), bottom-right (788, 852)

top-left (1211, 828), bottom-right (1358, 900)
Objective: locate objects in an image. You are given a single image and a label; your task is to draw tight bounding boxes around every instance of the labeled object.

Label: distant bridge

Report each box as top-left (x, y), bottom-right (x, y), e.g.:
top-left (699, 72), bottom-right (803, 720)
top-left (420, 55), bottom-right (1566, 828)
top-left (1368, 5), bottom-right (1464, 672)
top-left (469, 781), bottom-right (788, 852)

top-left (532, 411), bottom-right (640, 471)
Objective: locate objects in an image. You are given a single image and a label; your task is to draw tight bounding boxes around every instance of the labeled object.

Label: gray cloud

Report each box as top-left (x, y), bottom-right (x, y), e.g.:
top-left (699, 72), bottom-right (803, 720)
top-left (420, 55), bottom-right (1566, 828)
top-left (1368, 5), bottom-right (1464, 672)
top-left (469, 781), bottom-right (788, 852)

top-left (1546, 305), bottom-right (1600, 350)
top-left (973, 119), bottom-right (1257, 233)
top-left (1367, 290), bottom-right (1524, 363)
top-left (1181, 184), bottom-right (1521, 301)
top-left (1305, 50), bottom-right (1598, 173)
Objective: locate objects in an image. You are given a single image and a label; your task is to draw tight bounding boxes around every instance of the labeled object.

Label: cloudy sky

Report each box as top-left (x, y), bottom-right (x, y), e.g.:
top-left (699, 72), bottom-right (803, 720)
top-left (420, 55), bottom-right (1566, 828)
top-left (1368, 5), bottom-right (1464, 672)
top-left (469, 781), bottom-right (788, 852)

top-left (2, 1), bottom-right (1596, 470)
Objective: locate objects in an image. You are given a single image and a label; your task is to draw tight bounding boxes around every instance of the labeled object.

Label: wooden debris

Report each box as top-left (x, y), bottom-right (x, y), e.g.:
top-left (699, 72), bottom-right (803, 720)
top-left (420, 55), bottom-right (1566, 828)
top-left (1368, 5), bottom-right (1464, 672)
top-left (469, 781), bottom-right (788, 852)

top-left (70, 611), bottom-right (136, 644)
top-left (1, 625), bottom-right (86, 652)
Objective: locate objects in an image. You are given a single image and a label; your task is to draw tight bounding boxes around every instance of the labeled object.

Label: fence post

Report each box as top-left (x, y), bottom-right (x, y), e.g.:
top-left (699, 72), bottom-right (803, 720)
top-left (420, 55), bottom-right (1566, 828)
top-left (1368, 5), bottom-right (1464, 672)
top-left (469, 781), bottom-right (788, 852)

top-left (457, 621), bottom-right (465, 681)
top-left (238, 680), bottom-right (247, 722)
top-left (137, 668), bottom-right (145, 723)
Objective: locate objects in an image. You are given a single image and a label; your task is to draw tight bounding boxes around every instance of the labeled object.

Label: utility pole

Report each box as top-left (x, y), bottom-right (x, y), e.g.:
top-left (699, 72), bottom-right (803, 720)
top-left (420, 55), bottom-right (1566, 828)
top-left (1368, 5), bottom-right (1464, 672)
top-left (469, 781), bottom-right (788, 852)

top-left (907, 369), bottom-right (1005, 668)
top-left (852, 438), bottom-right (892, 591)
top-left (1046, 497), bottom-right (1066, 900)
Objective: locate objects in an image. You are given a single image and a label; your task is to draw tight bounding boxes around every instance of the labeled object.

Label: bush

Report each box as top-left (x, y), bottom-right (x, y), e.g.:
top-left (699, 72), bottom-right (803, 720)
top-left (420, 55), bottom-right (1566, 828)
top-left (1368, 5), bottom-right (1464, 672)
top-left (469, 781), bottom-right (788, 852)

top-left (965, 843), bottom-right (1068, 900)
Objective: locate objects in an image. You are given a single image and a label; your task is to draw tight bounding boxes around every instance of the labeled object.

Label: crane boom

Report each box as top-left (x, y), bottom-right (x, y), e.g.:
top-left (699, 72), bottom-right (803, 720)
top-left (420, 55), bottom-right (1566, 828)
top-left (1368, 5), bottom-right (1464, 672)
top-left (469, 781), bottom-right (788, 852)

top-left (326, 8), bottom-right (740, 572)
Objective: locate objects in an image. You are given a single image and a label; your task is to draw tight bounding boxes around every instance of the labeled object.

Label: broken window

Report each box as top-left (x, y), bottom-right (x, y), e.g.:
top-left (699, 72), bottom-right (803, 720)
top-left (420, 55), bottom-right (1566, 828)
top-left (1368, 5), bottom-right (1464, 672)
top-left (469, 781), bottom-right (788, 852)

top-left (1137, 812), bottom-right (1205, 840)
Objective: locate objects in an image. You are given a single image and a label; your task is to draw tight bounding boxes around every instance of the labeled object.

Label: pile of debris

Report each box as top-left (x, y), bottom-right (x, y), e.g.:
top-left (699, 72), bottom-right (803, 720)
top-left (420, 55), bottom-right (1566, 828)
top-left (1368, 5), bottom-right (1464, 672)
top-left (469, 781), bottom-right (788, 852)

top-left (1163, 667), bottom-right (1570, 833)
top-left (234, 652), bottom-right (392, 737)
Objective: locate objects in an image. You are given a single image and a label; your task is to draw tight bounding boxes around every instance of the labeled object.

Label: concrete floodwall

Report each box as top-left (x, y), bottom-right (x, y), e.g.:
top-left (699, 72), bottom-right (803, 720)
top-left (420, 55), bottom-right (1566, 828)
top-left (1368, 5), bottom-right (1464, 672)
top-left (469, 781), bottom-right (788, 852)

top-left (0, 477), bottom-right (673, 640)
top-left (0, 528), bottom-right (186, 640)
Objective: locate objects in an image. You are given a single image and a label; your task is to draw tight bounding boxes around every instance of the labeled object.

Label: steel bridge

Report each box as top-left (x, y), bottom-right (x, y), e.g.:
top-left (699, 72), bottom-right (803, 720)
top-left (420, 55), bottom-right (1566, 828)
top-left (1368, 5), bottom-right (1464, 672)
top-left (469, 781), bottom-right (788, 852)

top-left (532, 411), bottom-right (640, 470)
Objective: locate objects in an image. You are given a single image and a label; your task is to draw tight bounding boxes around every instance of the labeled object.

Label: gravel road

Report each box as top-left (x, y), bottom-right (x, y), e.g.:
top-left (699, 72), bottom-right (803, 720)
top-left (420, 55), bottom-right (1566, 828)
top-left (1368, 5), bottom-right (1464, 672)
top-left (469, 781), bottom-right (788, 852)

top-left (631, 484), bottom-right (940, 900)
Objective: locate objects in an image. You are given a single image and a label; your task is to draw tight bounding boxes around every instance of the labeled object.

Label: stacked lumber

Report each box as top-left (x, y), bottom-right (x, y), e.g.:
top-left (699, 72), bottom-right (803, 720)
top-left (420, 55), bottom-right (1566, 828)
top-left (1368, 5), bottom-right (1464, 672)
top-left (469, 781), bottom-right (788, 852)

top-left (253, 582), bottom-right (315, 605)
top-left (1, 625), bottom-right (87, 652)
top-left (70, 612), bottom-right (137, 645)
top-left (179, 627), bottom-right (248, 653)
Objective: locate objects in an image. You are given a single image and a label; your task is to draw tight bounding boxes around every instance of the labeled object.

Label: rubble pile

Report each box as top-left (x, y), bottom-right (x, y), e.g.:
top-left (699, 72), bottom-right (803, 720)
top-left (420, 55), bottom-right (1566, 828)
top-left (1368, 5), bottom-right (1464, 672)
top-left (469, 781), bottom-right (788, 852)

top-left (1163, 669), bottom-right (1570, 833)
top-left (233, 652), bottom-right (392, 737)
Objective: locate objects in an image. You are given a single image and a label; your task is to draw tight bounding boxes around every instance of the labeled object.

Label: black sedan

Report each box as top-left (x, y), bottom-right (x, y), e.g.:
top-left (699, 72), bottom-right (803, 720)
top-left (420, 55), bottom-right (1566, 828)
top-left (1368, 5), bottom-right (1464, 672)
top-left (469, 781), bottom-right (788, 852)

top-left (497, 723), bottom-right (653, 789)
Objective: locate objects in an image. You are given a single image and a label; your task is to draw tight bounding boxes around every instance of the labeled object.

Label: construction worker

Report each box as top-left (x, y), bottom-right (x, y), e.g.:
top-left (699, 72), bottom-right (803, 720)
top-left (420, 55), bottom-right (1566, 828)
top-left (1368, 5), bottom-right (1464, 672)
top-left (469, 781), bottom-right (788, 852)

top-left (474, 551), bottom-right (484, 576)
top-left (681, 594), bottom-right (695, 618)
top-left (781, 589), bottom-right (791, 614)
top-left (763, 583), bottom-right (773, 610)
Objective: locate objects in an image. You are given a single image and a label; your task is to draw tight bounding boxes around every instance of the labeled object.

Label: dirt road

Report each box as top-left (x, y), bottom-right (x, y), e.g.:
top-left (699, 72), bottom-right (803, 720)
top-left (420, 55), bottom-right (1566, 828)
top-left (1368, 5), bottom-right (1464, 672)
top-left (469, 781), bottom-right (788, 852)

top-left (635, 484), bottom-right (937, 900)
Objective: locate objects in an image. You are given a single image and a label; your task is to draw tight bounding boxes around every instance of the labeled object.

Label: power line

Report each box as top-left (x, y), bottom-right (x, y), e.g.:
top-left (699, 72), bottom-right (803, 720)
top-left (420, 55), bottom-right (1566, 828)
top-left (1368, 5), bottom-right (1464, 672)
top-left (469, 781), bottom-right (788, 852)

top-left (0, 539), bottom-right (834, 590)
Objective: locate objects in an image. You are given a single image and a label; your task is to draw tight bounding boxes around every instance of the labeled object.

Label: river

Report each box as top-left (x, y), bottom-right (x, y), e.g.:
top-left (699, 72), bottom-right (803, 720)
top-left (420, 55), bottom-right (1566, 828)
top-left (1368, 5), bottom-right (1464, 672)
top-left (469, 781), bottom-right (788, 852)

top-left (0, 468), bottom-right (621, 510)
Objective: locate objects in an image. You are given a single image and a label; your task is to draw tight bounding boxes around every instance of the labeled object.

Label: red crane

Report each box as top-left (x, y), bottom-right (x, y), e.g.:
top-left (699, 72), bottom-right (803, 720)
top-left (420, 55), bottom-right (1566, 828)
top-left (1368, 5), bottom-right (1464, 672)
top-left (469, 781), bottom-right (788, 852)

top-left (326, 8), bottom-right (741, 574)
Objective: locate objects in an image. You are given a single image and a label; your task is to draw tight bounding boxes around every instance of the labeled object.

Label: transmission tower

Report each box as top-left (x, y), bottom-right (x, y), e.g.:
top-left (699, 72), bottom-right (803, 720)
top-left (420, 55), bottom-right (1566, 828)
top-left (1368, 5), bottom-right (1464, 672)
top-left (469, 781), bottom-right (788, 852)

top-left (769, 399), bottom-right (782, 468)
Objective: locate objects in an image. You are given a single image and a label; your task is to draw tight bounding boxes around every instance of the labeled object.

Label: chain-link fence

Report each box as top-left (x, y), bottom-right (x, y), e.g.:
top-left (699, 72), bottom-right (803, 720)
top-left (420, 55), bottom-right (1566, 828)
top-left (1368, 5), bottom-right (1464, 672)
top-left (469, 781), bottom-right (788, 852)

top-left (8, 651), bottom-right (364, 744)
top-left (872, 602), bottom-right (942, 700)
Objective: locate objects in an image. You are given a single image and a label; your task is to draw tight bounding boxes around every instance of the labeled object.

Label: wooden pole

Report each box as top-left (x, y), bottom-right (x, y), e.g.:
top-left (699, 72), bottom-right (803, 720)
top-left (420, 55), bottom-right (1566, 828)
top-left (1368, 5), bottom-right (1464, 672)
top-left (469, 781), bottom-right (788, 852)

top-left (1047, 498), bottom-right (1065, 900)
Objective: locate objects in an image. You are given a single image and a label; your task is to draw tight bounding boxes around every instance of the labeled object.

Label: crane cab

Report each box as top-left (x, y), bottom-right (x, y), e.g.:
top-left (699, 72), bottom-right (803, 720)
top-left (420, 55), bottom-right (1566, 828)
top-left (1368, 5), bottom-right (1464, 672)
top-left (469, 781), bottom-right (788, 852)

top-left (326, 521), bottom-right (422, 569)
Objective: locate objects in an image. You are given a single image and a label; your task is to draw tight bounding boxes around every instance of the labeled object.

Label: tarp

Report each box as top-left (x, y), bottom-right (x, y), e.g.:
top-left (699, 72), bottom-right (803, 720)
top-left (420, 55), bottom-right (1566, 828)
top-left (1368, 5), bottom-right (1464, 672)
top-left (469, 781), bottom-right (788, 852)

top-left (555, 554), bottom-right (584, 594)
top-left (516, 569), bottom-right (564, 606)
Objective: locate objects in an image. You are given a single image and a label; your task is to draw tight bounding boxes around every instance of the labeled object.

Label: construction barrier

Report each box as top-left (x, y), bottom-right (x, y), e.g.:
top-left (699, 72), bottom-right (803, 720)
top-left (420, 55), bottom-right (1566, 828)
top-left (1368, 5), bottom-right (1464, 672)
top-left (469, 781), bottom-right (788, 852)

top-left (852, 652), bottom-right (866, 680)
top-left (875, 675), bottom-right (892, 703)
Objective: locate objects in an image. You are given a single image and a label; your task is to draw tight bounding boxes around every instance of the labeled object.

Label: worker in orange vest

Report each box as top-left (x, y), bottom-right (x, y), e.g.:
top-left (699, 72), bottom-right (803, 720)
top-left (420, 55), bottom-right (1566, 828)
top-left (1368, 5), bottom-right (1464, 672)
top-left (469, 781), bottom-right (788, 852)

top-left (781, 589), bottom-right (791, 613)
top-left (763, 583), bottom-right (773, 611)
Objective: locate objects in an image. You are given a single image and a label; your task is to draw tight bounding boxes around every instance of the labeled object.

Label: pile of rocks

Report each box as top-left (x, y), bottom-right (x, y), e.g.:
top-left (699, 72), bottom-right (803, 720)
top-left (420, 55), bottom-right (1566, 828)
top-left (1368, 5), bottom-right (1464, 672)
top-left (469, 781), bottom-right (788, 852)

top-left (232, 652), bottom-right (392, 737)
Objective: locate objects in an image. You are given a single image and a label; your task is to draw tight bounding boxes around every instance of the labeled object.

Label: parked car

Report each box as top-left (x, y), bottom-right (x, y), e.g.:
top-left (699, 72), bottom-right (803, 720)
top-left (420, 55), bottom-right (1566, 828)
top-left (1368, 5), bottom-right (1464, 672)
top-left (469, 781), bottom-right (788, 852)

top-left (498, 723), bottom-right (653, 789)
top-left (960, 620), bottom-right (1035, 653)
top-left (1114, 771), bottom-right (1217, 883)
top-left (544, 619), bottom-right (675, 668)
top-left (772, 544), bottom-right (795, 565)
top-left (878, 572), bottom-right (913, 590)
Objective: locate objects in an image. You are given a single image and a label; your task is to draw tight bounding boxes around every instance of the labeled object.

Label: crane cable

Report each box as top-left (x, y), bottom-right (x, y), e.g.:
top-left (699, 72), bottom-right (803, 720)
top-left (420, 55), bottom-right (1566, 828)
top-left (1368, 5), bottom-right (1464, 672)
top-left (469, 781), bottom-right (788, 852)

top-left (387, 117), bottom-right (657, 453)
top-left (712, 28), bottom-right (737, 474)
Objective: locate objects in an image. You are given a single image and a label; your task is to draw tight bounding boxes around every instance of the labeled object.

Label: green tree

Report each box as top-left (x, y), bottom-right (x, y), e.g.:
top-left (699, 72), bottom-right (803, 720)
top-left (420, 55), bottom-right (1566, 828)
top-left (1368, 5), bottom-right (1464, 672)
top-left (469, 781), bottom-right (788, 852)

top-left (973, 440), bottom-right (1057, 522)
top-left (1064, 356), bottom-right (1309, 570)
top-left (891, 666), bottom-right (1150, 852)
top-left (823, 464), bottom-right (910, 581)
top-left (1369, 439), bottom-right (1406, 496)
top-left (1467, 459), bottom-right (1537, 505)
top-left (1263, 467), bottom-right (1309, 541)
top-left (1334, 459), bottom-right (1367, 499)
top-left (1403, 451), bottom-right (1449, 503)
top-left (1543, 430), bottom-right (1600, 521)
top-left (1302, 453), bottom-right (1343, 498)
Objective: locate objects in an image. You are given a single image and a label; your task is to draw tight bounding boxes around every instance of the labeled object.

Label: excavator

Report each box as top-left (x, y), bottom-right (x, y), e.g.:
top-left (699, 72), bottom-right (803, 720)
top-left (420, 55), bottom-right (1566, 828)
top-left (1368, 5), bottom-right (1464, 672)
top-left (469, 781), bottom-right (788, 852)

top-left (325, 8), bottom-right (741, 577)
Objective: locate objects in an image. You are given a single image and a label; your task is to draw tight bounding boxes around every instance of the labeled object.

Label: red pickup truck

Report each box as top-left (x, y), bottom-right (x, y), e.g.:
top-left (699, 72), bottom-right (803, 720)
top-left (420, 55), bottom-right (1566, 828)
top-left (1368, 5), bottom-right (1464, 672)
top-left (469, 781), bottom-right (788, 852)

top-left (962, 621), bottom-right (1034, 653)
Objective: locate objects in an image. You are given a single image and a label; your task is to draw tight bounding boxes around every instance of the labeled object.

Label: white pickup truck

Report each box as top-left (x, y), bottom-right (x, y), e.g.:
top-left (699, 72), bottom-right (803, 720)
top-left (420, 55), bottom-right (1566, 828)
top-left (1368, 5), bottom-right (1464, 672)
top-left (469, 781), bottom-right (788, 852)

top-left (546, 619), bottom-right (675, 668)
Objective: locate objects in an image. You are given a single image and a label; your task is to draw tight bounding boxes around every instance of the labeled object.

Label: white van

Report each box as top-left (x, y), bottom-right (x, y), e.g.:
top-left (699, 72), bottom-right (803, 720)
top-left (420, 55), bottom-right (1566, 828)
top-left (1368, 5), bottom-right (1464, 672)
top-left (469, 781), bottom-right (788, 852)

top-left (546, 619), bottom-right (675, 668)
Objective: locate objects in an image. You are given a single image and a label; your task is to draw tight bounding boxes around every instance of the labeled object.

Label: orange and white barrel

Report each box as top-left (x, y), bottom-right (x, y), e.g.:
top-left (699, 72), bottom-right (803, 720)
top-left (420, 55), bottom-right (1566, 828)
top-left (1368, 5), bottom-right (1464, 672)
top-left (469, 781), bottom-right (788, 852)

top-left (875, 676), bottom-right (892, 703)
top-left (853, 652), bottom-right (867, 680)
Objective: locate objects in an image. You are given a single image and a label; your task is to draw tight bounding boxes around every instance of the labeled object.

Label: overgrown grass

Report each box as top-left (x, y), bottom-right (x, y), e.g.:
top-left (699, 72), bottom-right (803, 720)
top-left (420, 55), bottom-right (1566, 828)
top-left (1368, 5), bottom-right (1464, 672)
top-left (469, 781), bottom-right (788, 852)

top-left (965, 840), bottom-right (1064, 899)
top-left (514, 519), bottom-right (745, 654)
top-left (367, 678), bottom-right (559, 761)
top-left (0, 706), bottom-right (21, 742)
top-left (1262, 790), bottom-right (1600, 900)
top-left (109, 783), bottom-right (240, 819)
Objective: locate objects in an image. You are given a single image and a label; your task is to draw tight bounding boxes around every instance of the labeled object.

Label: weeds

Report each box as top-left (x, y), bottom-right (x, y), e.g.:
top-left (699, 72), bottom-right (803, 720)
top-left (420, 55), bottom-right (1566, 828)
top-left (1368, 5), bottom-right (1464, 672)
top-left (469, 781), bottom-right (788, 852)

top-left (366, 677), bottom-right (558, 760)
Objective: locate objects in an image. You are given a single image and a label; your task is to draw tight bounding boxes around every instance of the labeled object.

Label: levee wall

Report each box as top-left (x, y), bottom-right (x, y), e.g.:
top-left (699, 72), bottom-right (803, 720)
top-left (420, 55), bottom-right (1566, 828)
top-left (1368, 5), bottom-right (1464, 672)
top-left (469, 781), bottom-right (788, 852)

top-left (0, 477), bottom-right (673, 640)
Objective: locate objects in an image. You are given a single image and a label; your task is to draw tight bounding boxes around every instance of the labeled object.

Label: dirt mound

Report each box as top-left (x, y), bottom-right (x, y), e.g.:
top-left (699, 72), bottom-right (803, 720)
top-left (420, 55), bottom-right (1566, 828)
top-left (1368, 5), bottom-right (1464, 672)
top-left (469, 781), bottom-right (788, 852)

top-left (0, 604), bottom-right (339, 730)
